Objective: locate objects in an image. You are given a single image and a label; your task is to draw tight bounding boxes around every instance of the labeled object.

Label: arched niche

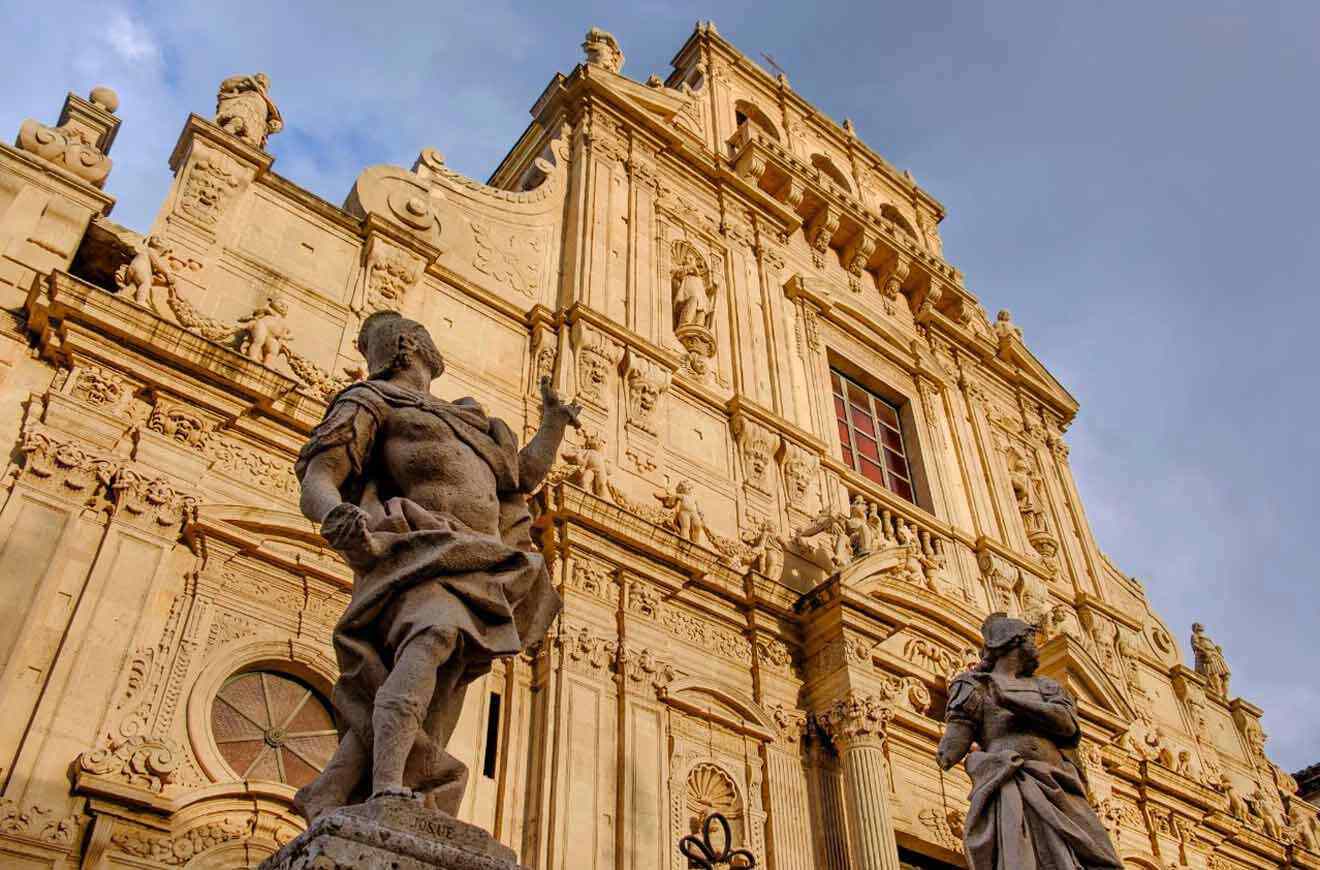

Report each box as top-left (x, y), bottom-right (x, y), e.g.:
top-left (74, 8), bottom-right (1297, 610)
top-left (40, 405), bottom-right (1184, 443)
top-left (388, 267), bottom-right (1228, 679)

top-left (811, 153), bottom-right (853, 192)
top-left (879, 203), bottom-right (919, 243)
top-left (734, 99), bottom-right (780, 141)
top-left (660, 679), bottom-right (773, 869)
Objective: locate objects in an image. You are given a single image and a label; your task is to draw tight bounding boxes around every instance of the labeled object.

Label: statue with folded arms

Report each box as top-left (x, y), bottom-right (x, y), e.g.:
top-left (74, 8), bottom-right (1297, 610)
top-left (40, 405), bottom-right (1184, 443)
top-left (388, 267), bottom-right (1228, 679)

top-left (937, 613), bottom-right (1123, 870)
top-left (292, 310), bottom-right (575, 822)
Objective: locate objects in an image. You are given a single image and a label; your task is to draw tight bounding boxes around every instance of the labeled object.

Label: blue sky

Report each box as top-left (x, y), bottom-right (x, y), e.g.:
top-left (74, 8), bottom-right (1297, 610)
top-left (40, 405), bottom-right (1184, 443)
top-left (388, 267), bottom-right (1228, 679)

top-left (2, 1), bottom-right (1316, 770)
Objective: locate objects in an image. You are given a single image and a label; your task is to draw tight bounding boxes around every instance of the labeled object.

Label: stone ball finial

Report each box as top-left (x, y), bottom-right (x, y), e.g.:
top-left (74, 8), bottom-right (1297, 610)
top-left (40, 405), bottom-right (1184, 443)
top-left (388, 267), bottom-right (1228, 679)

top-left (89, 86), bottom-right (120, 113)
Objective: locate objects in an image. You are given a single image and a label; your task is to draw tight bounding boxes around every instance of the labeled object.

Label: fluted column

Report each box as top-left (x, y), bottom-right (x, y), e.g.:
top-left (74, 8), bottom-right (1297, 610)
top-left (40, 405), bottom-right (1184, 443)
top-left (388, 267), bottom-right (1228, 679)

top-left (818, 694), bottom-right (902, 870)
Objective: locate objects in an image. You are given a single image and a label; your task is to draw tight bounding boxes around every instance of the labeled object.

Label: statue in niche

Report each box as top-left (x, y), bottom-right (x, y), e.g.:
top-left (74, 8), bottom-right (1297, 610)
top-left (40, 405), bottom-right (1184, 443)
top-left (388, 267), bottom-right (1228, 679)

top-left (673, 245), bottom-right (716, 330)
top-left (1007, 447), bottom-right (1048, 537)
top-left (671, 241), bottom-right (718, 378)
top-left (291, 311), bottom-right (573, 822)
top-left (214, 73), bottom-right (283, 149)
top-left (1190, 622), bottom-right (1231, 699)
top-left (655, 479), bottom-right (705, 542)
top-left (938, 613), bottom-right (1123, 870)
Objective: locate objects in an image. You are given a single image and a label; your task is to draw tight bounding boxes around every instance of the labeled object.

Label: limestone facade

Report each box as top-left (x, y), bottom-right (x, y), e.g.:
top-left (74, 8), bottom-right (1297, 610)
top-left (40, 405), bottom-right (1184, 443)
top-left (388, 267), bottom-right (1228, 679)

top-left (0, 22), bottom-right (1313, 870)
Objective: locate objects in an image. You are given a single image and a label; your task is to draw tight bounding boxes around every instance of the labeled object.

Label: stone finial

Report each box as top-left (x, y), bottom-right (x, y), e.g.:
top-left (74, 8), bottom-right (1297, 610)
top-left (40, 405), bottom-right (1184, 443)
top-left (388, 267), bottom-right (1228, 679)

top-left (582, 27), bottom-right (624, 73)
top-left (15, 89), bottom-right (121, 188)
top-left (214, 72), bottom-right (283, 149)
top-left (89, 86), bottom-right (119, 113)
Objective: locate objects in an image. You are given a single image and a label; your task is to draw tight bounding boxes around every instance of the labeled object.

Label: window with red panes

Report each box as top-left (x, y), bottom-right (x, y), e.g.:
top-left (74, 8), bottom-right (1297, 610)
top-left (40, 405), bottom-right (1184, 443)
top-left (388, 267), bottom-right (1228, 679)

top-left (831, 370), bottom-right (915, 503)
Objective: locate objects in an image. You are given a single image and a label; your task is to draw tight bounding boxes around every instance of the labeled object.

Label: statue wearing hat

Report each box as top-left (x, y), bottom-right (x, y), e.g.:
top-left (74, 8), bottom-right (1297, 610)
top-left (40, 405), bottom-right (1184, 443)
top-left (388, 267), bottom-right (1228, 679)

top-left (937, 613), bottom-right (1122, 869)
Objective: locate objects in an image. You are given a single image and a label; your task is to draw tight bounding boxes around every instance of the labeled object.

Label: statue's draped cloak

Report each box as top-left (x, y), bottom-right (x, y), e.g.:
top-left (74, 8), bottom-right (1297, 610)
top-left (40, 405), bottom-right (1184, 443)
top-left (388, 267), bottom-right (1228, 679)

top-left (947, 674), bottom-right (1123, 870)
top-left (295, 380), bottom-right (561, 794)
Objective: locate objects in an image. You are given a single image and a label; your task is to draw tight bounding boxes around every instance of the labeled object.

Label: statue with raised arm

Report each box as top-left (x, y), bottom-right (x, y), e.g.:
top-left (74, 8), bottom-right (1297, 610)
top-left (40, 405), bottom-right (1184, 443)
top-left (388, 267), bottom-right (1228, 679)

top-left (291, 310), bottom-right (574, 823)
top-left (937, 613), bottom-right (1122, 870)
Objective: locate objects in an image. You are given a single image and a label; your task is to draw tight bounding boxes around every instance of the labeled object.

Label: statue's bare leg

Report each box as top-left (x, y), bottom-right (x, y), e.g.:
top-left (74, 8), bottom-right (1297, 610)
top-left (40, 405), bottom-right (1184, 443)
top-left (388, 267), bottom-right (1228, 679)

top-left (293, 729), bottom-right (366, 822)
top-left (371, 628), bottom-right (456, 799)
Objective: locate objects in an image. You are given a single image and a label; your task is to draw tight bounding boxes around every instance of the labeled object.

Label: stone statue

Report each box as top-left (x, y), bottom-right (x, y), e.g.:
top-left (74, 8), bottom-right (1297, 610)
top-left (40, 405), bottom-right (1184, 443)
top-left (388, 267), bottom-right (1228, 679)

top-left (655, 479), bottom-right (705, 542)
top-left (236, 296), bottom-right (293, 366)
top-left (291, 311), bottom-right (574, 823)
top-left (740, 518), bottom-right (784, 577)
top-left (1289, 800), bottom-right (1320, 852)
top-left (114, 235), bottom-right (175, 305)
top-left (582, 26), bottom-right (624, 73)
top-left (992, 309), bottom-right (1022, 347)
top-left (845, 495), bottom-right (875, 555)
top-left (673, 248), bottom-right (716, 330)
top-left (1191, 622), bottom-right (1231, 698)
top-left (938, 613), bottom-right (1123, 869)
top-left (214, 73), bottom-right (283, 149)
top-left (1221, 774), bottom-right (1251, 821)
top-left (793, 508), bottom-right (852, 569)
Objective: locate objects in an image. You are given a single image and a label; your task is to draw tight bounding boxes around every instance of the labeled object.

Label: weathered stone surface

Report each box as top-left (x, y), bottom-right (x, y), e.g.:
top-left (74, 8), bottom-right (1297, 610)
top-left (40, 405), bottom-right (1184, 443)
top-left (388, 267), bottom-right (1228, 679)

top-left (260, 797), bottom-right (526, 870)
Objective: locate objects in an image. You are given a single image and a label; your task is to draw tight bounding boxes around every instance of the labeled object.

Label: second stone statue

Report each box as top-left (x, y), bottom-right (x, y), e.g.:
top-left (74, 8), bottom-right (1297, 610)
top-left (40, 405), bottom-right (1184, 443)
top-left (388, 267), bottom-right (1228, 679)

top-left (269, 311), bottom-right (577, 869)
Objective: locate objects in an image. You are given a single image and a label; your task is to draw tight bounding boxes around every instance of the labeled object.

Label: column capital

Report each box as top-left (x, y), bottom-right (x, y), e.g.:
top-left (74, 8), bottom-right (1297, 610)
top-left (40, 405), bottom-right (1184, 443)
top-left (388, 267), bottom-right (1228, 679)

top-left (817, 692), bottom-right (892, 751)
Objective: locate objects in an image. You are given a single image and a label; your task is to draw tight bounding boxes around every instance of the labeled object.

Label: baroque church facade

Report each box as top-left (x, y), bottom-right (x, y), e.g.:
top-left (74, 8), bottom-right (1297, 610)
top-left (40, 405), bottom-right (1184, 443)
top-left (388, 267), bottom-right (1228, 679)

top-left (0, 22), bottom-right (1314, 870)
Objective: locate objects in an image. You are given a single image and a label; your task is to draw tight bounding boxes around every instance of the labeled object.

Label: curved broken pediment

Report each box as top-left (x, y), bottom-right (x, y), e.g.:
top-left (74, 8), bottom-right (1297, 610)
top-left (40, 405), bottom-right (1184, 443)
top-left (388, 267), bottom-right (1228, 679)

top-left (186, 503), bottom-right (349, 585)
top-left (661, 678), bottom-right (778, 742)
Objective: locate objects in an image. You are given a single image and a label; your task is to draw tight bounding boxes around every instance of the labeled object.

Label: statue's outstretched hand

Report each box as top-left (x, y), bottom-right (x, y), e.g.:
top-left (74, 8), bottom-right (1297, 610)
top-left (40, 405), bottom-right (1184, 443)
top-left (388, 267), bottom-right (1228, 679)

top-left (539, 375), bottom-right (582, 430)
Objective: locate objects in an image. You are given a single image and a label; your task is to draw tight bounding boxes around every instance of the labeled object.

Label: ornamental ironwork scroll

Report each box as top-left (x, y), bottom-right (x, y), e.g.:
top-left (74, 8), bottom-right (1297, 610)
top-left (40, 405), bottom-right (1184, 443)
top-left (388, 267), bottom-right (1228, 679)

top-left (678, 812), bottom-right (756, 869)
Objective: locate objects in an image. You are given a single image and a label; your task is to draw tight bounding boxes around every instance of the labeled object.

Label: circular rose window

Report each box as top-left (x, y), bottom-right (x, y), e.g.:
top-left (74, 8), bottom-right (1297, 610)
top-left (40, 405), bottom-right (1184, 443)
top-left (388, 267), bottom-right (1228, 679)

top-left (211, 671), bottom-right (337, 788)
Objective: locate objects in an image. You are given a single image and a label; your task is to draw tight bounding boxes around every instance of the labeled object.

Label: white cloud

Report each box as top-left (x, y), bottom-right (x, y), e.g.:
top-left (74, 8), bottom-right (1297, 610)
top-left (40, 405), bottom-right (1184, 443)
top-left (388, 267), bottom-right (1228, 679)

top-left (105, 11), bottom-right (160, 63)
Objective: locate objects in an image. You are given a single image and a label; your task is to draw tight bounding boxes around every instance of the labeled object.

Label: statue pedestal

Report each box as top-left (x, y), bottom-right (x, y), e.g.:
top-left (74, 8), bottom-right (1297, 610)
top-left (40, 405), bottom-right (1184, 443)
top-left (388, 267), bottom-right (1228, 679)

top-left (260, 797), bottom-right (526, 870)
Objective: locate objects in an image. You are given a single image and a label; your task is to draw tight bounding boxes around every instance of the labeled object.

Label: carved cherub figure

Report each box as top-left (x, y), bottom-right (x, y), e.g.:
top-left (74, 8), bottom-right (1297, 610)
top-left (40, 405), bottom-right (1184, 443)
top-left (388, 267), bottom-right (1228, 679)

top-left (1289, 800), bottom-right (1320, 852)
top-left (115, 235), bottom-right (175, 305)
top-left (237, 297), bottom-right (293, 366)
top-left (1221, 774), bottom-right (1251, 821)
top-left (655, 479), bottom-right (705, 542)
top-left (740, 517), bottom-right (784, 577)
top-left (214, 73), bottom-right (283, 148)
top-left (1191, 622), bottom-right (1231, 698)
top-left (845, 495), bottom-right (875, 555)
top-left (560, 428), bottom-right (609, 497)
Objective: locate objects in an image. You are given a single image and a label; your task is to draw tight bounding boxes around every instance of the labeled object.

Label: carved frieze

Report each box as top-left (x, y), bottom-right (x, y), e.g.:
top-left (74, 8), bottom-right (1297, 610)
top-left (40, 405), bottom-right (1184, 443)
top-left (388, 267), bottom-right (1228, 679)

top-left (471, 220), bottom-right (541, 298)
top-left (110, 817), bottom-right (251, 865)
top-left (0, 798), bottom-right (81, 846)
top-left (204, 436), bottom-right (299, 499)
top-left (565, 556), bottom-right (619, 606)
top-left (79, 735), bottom-right (182, 793)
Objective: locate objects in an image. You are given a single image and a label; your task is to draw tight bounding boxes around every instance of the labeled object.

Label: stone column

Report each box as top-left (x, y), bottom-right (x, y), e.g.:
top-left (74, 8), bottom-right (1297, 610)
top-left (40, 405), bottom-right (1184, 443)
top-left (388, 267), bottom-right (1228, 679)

top-left (819, 694), bottom-right (902, 870)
